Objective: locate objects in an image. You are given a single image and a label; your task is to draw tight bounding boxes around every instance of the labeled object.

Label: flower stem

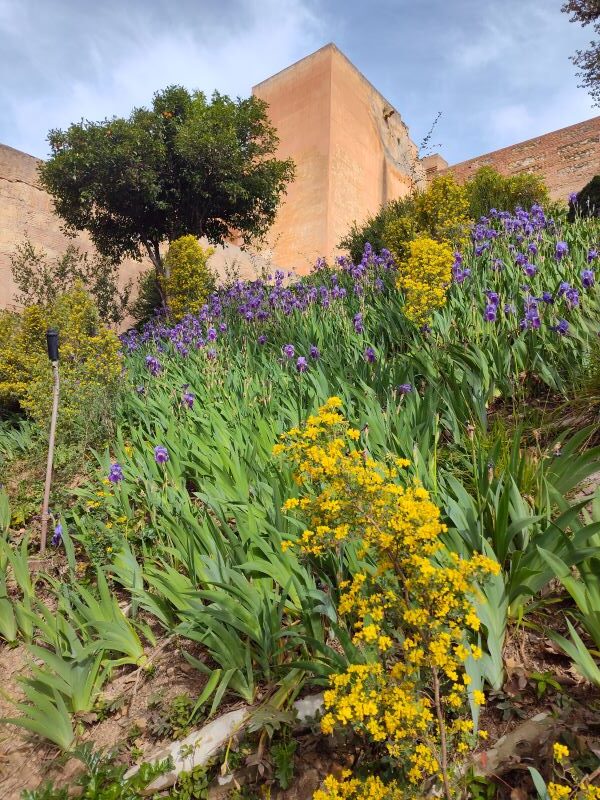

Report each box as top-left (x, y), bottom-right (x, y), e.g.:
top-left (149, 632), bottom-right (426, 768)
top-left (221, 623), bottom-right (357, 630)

top-left (433, 667), bottom-right (452, 800)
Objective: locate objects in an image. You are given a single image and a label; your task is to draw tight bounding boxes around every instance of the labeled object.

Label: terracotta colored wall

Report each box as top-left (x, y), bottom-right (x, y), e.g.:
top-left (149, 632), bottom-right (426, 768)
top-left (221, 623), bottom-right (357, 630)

top-left (252, 46), bottom-right (333, 273)
top-left (442, 117), bottom-right (600, 201)
top-left (253, 44), bottom-right (424, 273)
top-left (327, 47), bottom-right (424, 260)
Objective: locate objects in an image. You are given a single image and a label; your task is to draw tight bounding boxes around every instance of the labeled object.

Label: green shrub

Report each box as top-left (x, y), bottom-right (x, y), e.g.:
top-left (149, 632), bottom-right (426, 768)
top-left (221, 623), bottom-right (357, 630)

top-left (465, 166), bottom-right (548, 220)
top-left (341, 168), bottom-right (548, 261)
top-left (129, 269), bottom-right (165, 323)
top-left (339, 196), bottom-right (413, 263)
top-left (10, 240), bottom-right (131, 328)
top-left (0, 287), bottom-right (122, 442)
top-left (569, 175), bottom-right (600, 222)
top-left (164, 236), bottom-right (216, 321)
top-left (341, 174), bottom-right (470, 263)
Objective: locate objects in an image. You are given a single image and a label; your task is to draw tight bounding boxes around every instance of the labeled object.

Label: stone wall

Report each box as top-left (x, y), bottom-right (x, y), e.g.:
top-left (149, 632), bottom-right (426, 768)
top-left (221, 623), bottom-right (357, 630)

top-left (253, 44), bottom-right (425, 273)
top-left (0, 143), bottom-right (268, 315)
top-left (431, 117), bottom-right (600, 201)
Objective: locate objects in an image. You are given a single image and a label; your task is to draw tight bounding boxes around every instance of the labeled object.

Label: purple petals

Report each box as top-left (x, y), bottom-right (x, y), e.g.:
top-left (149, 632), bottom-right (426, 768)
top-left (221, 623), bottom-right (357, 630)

top-left (108, 463), bottom-right (124, 483)
top-left (154, 445), bottom-right (169, 464)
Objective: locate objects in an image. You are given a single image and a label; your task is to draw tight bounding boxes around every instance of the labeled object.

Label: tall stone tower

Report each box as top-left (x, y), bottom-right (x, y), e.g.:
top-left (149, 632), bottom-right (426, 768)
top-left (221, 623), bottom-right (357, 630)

top-left (253, 44), bottom-right (425, 273)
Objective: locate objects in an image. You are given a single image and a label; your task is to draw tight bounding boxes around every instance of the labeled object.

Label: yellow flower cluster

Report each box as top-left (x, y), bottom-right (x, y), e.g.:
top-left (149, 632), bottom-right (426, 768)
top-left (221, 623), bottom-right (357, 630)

top-left (163, 235), bottom-right (215, 321)
top-left (0, 286), bottom-right (122, 432)
top-left (547, 783), bottom-right (600, 800)
top-left (554, 743), bottom-right (570, 763)
top-left (397, 237), bottom-right (454, 326)
top-left (314, 772), bottom-right (404, 800)
top-left (275, 399), bottom-right (499, 795)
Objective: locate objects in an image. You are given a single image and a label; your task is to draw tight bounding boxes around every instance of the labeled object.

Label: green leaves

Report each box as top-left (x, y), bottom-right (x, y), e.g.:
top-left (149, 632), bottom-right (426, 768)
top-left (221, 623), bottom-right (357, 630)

top-left (2, 685), bottom-right (75, 750)
top-left (39, 86), bottom-right (294, 268)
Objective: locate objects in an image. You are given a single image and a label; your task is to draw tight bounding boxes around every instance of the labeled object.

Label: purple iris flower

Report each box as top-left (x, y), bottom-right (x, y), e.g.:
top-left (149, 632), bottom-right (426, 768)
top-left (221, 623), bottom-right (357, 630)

top-left (397, 383), bottom-right (413, 395)
top-left (527, 243), bottom-right (538, 256)
top-left (219, 323), bottom-right (228, 333)
top-left (554, 319), bottom-right (569, 335)
top-left (555, 241), bottom-right (569, 260)
top-left (364, 347), bottom-right (376, 363)
top-left (484, 304), bottom-right (497, 322)
top-left (558, 281), bottom-right (571, 297)
top-left (569, 192), bottom-right (578, 204)
top-left (296, 356), bottom-right (308, 373)
top-left (282, 344), bottom-right (295, 359)
top-left (207, 348), bottom-right (217, 360)
top-left (542, 292), bottom-right (554, 304)
top-left (207, 327), bottom-right (217, 341)
top-left (504, 303), bottom-right (516, 315)
top-left (154, 445), bottom-right (169, 464)
top-left (566, 288), bottom-right (580, 308)
top-left (588, 249), bottom-right (598, 263)
top-left (182, 391), bottom-right (195, 408)
top-left (485, 291), bottom-right (500, 306)
top-left (582, 269), bottom-right (595, 289)
top-left (145, 355), bottom-right (162, 376)
top-left (258, 335), bottom-right (267, 346)
top-left (309, 345), bottom-right (320, 359)
top-left (524, 262), bottom-right (537, 278)
top-left (353, 313), bottom-right (364, 334)
top-left (51, 523), bottom-right (63, 547)
top-left (136, 386), bottom-right (146, 396)
top-left (108, 463), bottom-right (124, 483)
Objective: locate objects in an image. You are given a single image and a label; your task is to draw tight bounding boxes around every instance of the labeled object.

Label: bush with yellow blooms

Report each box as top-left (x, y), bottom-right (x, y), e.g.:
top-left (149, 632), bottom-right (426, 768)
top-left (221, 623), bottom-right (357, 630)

top-left (396, 237), bottom-right (454, 325)
top-left (275, 398), bottom-right (499, 799)
top-left (163, 235), bottom-right (216, 321)
top-left (0, 287), bottom-right (122, 440)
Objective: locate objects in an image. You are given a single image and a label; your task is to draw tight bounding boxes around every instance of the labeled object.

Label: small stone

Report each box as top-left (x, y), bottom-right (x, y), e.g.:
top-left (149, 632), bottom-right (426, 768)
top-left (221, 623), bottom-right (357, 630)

top-left (132, 717), bottom-right (147, 731)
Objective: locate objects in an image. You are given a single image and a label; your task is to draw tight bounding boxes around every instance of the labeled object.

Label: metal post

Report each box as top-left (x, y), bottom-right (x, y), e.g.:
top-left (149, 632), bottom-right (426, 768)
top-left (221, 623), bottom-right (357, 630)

top-left (40, 330), bottom-right (60, 554)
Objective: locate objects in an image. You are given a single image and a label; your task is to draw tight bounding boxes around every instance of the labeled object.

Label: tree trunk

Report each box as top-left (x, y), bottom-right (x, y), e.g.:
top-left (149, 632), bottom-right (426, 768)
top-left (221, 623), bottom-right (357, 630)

top-left (143, 240), bottom-right (169, 311)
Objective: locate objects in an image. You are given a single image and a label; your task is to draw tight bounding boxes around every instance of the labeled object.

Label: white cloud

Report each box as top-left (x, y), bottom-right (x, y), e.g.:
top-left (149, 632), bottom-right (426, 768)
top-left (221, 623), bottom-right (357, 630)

top-left (1, 0), bottom-right (324, 157)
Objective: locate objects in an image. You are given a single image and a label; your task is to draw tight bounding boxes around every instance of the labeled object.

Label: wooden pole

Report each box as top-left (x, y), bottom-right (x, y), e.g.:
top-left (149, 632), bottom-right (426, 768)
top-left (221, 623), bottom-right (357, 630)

top-left (40, 360), bottom-right (59, 554)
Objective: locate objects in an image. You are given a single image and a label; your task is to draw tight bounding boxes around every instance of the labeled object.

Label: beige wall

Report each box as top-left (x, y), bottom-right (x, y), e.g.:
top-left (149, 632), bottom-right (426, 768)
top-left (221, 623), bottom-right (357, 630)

top-left (253, 44), bottom-right (424, 273)
top-left (253, 46), bottom-right (333, 273)
top-left (327, 46), bottom-right (423, 260)
top-left (0, 143), bottom-right (267, 316)
top-left (0, 143), bottom-right (147, 311)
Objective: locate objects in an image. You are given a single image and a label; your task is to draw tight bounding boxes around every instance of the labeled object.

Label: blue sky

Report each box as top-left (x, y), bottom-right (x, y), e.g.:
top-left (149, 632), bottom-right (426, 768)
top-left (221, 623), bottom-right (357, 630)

top-left (0, 0), bottom-right (596, 164)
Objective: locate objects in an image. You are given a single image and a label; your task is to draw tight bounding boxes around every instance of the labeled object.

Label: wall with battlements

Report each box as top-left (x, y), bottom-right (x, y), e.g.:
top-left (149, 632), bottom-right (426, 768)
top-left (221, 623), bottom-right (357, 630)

top-left (423, 117), bottom-right (600, 201)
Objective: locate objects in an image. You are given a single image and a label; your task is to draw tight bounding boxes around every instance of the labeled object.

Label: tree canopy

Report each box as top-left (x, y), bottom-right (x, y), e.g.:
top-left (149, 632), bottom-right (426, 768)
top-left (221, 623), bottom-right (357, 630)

top-left (39, 86), bottom-right (295, 276)
top-left (562, 0), bottom-right (600, 105)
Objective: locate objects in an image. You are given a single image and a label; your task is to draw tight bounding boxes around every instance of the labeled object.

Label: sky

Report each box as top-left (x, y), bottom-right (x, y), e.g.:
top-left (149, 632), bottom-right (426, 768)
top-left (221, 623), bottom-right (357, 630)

top-left (0, 0), bottom-right (597, 165)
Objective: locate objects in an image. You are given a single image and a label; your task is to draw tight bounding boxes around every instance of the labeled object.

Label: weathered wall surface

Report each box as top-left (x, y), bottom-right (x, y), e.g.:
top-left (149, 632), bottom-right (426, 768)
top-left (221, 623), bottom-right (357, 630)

top-left (439, 117), bottom-right (600, 201)
top-left (0, 143), bottom-right (267, 314)
top-left (253, 43), bottom-right (424, 273)
top-left (327, 46), bottom-right (424, 260)
top-left (0, 143), bottom-right (147, 311)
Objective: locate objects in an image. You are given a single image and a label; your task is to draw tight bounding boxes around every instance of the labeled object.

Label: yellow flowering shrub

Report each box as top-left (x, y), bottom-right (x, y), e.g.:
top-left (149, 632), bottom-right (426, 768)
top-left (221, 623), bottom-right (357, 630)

top-left (0, 287), bottom-right (122, 438)
top-left (397, 237), bottom-right (453, 325)
top-left (412, 173), bottom-right (471, 251)
top-left (275, 398), bottom-right (499, 798)
top-left (382, 174), bottom-right (471, 264)
top-left (314, 772), bottom-right (404, 800)
top-left (163, 235), bottom-right (216, 321)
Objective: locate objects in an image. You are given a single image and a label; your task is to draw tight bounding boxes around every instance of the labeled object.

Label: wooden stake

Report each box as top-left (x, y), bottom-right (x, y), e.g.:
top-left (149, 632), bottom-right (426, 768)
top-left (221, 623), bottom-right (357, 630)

top-left (40, 360), bottom-right (59, 553)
